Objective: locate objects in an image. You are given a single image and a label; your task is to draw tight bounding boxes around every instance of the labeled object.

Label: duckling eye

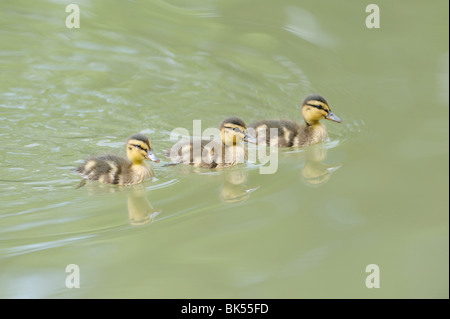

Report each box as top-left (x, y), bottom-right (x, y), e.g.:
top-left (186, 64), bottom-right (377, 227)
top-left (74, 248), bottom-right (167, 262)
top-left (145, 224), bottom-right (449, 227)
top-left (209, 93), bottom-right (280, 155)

top-left (307, 103), bottom-right (328, 113)
top-left (130, 143), bottom-right (147, 151)
top-left (233, 128), bottom-right (239, 132)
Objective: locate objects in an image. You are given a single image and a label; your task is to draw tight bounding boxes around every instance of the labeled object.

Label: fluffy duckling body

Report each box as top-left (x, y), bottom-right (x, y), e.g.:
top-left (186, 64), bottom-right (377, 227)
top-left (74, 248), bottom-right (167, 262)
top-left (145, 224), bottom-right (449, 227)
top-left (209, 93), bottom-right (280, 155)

top-left (165, 117), bottom-right (256, 169)
top-left (250, 94), bottom-right (341, 147)
top-left (76, 134), bottom-right (160, 186)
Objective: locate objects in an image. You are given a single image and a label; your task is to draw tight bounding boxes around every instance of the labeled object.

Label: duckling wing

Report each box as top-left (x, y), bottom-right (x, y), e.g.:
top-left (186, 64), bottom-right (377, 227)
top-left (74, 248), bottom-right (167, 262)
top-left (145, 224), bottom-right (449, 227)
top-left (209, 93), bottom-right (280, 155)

top-left (76, 155), bottom-right (131, 184)
top-left (249, 119), bottom-right (301, 147)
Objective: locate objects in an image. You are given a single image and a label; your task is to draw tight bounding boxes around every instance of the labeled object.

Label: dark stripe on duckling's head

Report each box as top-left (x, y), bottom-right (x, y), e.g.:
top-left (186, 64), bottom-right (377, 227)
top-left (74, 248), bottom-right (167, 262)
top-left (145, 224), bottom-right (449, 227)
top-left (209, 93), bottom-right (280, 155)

top-left (302, 94), bottom-right (330, 113)
top-left (127, 133), bottom-right (151, 149)
top-left (220, 116), bottom-right (247, 130)
top-left (303, 94), bottom-right (329, 106)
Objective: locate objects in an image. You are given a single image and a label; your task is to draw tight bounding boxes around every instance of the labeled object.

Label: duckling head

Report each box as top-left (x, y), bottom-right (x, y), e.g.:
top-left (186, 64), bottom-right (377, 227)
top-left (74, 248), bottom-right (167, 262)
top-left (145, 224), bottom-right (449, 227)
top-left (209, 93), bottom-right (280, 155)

top-left (220, 117), bottom-right (257, 146)
top-left (301, 94), bottom-right (342, 126)
top-left (126, 133), bottom-right (160, 164)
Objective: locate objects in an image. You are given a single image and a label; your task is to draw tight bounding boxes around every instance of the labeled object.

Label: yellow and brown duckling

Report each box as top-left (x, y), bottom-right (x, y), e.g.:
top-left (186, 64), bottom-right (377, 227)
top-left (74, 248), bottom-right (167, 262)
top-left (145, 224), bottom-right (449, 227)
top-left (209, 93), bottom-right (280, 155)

top-left (165, 116), bottom-right (257, 169)
top-left (76, 133), bottom-right (160, 186)
top-left (249, 94), bottom-right (341, 147)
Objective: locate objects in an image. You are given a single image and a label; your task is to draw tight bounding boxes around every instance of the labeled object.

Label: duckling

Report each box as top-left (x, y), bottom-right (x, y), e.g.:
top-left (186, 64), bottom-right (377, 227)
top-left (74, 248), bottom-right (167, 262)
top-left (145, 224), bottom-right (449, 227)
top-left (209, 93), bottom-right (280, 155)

top-left (164, 117), bottom-right (257, 169)
top-left (249, 94), bottom-right (341, 147)
top-left (76, 133), bottom-right (160, 186)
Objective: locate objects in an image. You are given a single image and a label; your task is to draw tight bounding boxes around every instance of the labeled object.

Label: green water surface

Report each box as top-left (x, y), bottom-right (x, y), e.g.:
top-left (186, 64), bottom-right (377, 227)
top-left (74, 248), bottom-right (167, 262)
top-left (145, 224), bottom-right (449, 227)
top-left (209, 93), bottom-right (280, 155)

top-left (0, 0), bottom-right (448, 298)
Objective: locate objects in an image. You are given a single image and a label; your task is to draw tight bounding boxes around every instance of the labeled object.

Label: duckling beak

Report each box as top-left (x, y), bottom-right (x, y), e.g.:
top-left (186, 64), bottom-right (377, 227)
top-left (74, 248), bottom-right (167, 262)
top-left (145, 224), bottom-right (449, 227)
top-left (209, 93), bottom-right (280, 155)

top-left (145, 150), bottom-right (160, 163)
top-left (326, 111), bottom-right (342, 123)
top-left (243, 134), bottom-right (258, 144)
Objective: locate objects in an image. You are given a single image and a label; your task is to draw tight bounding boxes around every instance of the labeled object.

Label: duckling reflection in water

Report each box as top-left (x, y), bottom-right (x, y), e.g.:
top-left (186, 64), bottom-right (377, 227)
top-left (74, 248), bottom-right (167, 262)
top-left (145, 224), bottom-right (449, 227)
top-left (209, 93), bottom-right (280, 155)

top-left (75, 182), bottom-right (161, 226)
top-left (164, 117), bottom-right (257, 169)
top-left (250, 94), bottom-right (341, 147)
top-left (75, 133), bottom-right (160, 187)
top-left (127, 185), bottom-right (161, 226)
top-left (220, 170), bottom-right (259, 203)
top-left (300, 145), bottom-right (342, 187)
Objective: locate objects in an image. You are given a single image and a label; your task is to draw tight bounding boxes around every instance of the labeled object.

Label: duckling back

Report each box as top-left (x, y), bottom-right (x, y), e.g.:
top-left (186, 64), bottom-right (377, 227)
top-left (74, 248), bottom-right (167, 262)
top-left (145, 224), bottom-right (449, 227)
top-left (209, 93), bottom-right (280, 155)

top-left (250, 119), bottom-right (300, 147)
top-left (250, 119), bottom-right (327, 147)
top-left (165, 139), bottom-right (246, 169)
top-left (76, 154), bottom-right (154, 185)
